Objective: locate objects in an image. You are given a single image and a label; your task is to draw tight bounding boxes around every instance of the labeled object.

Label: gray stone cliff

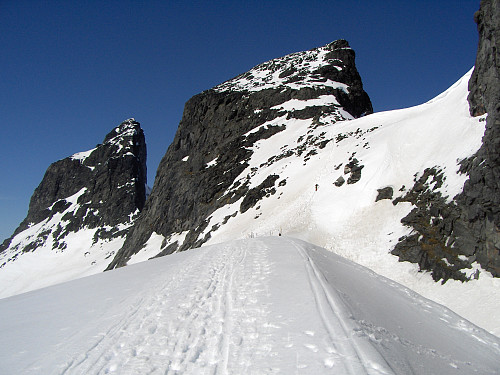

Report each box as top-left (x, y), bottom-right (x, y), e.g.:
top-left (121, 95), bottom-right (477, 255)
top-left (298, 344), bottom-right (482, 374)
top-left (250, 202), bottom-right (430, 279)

top-left (462, 0), bottom-right (500, 276)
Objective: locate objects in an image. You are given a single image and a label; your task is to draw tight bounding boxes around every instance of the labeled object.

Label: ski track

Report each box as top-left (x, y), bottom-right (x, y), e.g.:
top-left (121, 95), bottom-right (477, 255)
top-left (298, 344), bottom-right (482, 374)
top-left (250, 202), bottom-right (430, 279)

top-left (53, 240), bottom-right (274, 375)
top-left (290, 240), bottom-right (394, 375)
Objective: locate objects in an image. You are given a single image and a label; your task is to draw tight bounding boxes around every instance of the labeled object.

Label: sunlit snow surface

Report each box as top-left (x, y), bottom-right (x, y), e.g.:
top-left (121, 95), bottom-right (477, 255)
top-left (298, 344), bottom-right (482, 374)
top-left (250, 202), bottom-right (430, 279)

top-left (0, 237), bottom-right (498, 374)
top-left (0, 187), bottom-right (129, 297)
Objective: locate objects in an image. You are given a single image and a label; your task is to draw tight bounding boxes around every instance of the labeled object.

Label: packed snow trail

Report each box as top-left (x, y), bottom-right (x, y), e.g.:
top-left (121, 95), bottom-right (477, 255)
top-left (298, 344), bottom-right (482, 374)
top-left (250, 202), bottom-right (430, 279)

top-left (0, 237), bottom-right (499, 374)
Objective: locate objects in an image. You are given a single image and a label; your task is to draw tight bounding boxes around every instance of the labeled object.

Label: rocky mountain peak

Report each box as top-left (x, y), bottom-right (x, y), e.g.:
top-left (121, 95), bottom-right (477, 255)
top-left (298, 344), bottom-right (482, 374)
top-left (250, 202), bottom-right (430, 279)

top-left (215, 39), bottom-right (351, 91)
top-left (106, 39), bottom-right (373, 269)
top-left (213, 40), bottom-right (371, 118)
top-left (103, 118), bottom-right (141, 143)
top-left (0, 119), bottom-right (147, 288)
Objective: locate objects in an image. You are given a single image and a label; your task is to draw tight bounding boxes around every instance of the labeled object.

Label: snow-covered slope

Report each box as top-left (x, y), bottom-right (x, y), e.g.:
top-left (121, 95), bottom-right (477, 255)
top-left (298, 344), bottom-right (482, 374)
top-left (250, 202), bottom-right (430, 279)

top-left (0, 237), bottom-right (498, 374)
top-left (199, 70), bottom-right (483, 262)
top-left (127, 69), bottom-right (500, 335)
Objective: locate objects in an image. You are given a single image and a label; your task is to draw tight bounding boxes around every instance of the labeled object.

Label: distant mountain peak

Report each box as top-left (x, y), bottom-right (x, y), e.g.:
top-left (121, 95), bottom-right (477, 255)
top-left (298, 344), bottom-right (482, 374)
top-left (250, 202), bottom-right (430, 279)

top-left (104, 118), bottom-right (140, 140)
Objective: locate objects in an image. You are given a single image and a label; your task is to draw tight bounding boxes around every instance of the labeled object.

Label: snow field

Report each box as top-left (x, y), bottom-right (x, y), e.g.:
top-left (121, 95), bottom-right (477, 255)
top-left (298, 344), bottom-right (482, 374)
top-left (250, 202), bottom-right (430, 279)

top-left (0, 237), bottom-right (499, 374)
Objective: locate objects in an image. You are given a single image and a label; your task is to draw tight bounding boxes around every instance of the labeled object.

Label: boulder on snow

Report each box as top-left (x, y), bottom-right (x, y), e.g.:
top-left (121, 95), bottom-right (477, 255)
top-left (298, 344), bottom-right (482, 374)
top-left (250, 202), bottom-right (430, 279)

top-left (375, 186), bottom-right (394, 202)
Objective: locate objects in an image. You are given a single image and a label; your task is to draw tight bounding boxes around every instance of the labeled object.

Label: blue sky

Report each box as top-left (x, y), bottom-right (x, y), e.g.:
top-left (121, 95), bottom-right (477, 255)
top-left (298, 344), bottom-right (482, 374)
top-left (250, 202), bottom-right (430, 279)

top-left (0, 0), bottom-right (480, 241)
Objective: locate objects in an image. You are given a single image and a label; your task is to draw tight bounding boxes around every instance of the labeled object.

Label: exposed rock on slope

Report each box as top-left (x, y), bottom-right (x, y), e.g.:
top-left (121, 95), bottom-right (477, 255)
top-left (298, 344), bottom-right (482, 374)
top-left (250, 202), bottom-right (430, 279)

top-left (107, 40), bottom-right (372, 268)
top-left (0, 119), bottom-right (147, 296)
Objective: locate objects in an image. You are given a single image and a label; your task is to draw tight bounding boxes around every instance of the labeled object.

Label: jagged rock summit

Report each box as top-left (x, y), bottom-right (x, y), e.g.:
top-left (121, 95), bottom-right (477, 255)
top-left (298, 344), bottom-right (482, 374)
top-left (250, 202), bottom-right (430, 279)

top-left (106, 39), bottom-right (373, 268)
top-left (214, 39), bottom-right (372, 118)
top-left (0, 118), bottom-right (147, 296)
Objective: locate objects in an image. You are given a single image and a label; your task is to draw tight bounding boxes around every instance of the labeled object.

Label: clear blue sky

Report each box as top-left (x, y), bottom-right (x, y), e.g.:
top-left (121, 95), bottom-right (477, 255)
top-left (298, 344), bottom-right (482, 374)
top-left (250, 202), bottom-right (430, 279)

top-left (0, 0), bottom-right (480, 241)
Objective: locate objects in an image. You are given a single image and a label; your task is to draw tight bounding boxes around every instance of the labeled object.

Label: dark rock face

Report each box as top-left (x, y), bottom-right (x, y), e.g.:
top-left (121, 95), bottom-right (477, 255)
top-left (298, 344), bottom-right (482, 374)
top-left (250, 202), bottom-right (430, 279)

top-left (392, 1), bottom-right (500, 282)
top-left (240, 174), bottom-right (280, 213)
top-left (0, 119), bottom-right (147, 258)
top-left (461, 0), bottom-right (500, 276)
top-left (107, 40), bottom-right (373, 268)
top-left (468, 0), bottom-right (500, 117)
top-left (344, 158), bottom-right (364, 184)
top-left (392, 168), bottom-right (472, 283)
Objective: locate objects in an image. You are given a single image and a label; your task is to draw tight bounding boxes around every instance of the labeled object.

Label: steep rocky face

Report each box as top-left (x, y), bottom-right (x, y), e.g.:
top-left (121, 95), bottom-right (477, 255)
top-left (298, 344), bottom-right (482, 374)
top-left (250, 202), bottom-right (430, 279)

top-left (461, 0), bottom-right (500, 276)
top-left (391, 0), bottom-right (500, 281)
top-left (468, 0), bottom-right (500, 117)
top-left (0, 119), bottom-right (147, 268)
top-left (107, 40), bottom-right (372, 268)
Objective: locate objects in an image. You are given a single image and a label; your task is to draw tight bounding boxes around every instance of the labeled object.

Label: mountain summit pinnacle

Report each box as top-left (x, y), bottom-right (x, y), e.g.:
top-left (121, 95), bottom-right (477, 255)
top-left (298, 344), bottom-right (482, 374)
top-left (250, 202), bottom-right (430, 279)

top-left (106, 39), bottom-right (373, 268)
top-left (214, 40), bottom-right (372, 118)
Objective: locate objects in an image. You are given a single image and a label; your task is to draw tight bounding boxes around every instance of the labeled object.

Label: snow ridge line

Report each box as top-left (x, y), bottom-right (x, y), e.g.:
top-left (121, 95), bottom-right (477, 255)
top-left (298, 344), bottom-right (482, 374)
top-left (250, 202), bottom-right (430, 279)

top-left (291, 240), bottom-right (395, 375)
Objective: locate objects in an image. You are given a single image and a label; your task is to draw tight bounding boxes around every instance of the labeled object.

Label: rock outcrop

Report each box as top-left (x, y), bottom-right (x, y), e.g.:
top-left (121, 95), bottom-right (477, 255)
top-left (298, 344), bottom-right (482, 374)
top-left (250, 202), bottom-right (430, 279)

top-left (107, 40), bottom-right (373, 268)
